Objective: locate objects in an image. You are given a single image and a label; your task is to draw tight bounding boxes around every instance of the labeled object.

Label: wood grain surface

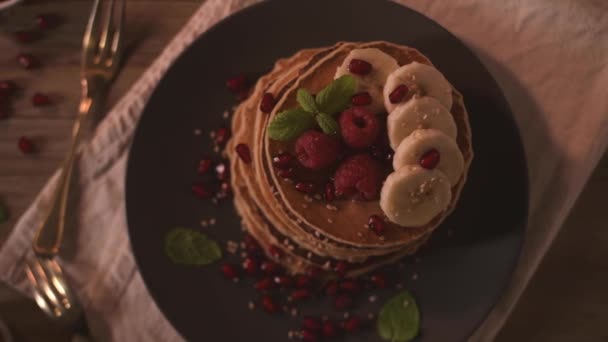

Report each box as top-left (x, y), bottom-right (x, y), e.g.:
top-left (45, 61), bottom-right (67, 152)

top-left (0, 1), bottom-right (606, 341)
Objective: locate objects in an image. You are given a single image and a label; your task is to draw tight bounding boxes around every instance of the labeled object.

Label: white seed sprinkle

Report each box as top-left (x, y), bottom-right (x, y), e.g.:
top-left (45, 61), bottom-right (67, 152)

top-left (322, 261), bottom-right (331, 270)
top-left (223, 110), bottom-right (230, 119)
top-left (209, 218), bottom-right (217, 225)
top-left (344, 312), bottom-right (350, 318)
top-left (412, 273), bottom-right (419, 280)
top-left (357, 232), bottom-right (363, 238)
top-left (379, 236), bottom-right (386, 241)
top-left (248, 301), bottom-right (255, 310)
top-left (326, 204), bottom-right (338, 211)
top-left (307, 252), bottom-right (312, 259)
top-left (403, 300), bottom-right (409, 307)
top-left (396, 283), bottom-right (404, 289)
top-left (291, 308), bottom-right (298, 317)
top-left (233, 278), bottom-right (240, 283)
top-left (209, 131), bottom-right (216, 138)
top-left (302, 204), bottom-right (308, 209)
top-left (327, 218), bottom-right (334, 223)
top-left (240, 251), bottom-right (248, 258)
top-left (313, 194), bottom-right (322, 200)
top-left (283, 238), bottom-right (290, 246)
top-left (304, 195), bottom-right (313, 202)
top-left (213, 146), bottom-right (220, 153)
top-left (288, 331), bottom-right (294, 339)
top-left (194, 129), bottom-right (202, 135)
top-left (227, 241), bottom-right (239, 254)
top-left (314, 231), bottom-right (321, 238)
top-left (200, 220), bottom-right (208, 227)
top-left (369, 295), bottom-right (378, 303)
top-left (239, 242), bottom-right (246, 250)
top-left (367, 313), bottom-right (375, 320)
top-left (288, 245), bottom-right (295, 251)
top-left (322, 315), bottom-right (329, 321)
top-left (211, 197), bottom-right (218, 204)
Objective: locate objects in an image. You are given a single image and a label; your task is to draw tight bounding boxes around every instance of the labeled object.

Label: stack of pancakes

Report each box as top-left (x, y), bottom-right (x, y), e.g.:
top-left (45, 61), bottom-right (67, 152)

top-left (226, 41), bottom-right (473, 277)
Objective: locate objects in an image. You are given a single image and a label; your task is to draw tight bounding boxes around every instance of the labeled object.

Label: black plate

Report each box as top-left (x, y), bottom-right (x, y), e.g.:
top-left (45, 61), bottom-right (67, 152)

top-left (126, 0), bottom-right (528, 341)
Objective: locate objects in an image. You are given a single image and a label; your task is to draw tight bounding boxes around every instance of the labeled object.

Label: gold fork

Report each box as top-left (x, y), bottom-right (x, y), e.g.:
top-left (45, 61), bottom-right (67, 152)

top-left (24, 0), bottom-right (125, 333)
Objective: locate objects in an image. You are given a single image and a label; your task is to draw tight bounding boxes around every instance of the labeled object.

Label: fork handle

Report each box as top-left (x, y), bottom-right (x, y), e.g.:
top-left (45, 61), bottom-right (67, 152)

top-left (33, 78), bottom-right (104, 256)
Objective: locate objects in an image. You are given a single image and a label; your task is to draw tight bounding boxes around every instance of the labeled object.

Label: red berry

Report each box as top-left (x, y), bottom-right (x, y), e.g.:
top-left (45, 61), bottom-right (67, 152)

top-left (197, 158), bottom-right (213, 174)
top-left (324, 181), bottom-right (336, 201)
top-left (348, 59), bottom-right (372, 75)
top-left (342, 316), bottom-right (362, 332)
top-left (260, 93), bottom-right (276, 113)
top-left (302, 317), bottom-right (321, 332)
top-left (339, 107), bottom-right (379, 148)
top-left (191, 183), bottom-right (211, 198)
top-left (32, 93), bottom-right (52, 106)
top-left (272, 152), bottom-right (293, 169)
top-left (14, 30), bottom-right (38, 43)
top-left (261, 295), bottom-right (279, 314)
top-left (333, 294), bottom-right (353, 310)
top-left (295, 275), bottom-right (313, 289)
top-left (295, 182), bottom-right (314, 194)
top-left (420, 149), bottom-right (440, 169)
top-left (268, 244), bottom-right (283, 259)
top-left (334, 261), bottom-right (349, 277)
top-left (0, 80), bottom-right (17, 96)
top-left (322, 321), bottom-right (340, 338)
top-left (370, 272), bottom-right (388, 289)
top-left (277, 168), bottom-right (294, 179)
top-left (300, 329), bottom-right (319, 342)
top-left (242, 257), bottom-right (258, 275)
top-left (221, 263), bottom-right (238, 279)
top-left (214, 127), bottom-right (230, 146)
top-left (18, 136), bottom-right (35, 154)
top-left (235, 143), bottom-right (251, 164)
top-left (254, 277), bottom-right (275, 292)
top-left (351, 92), bottom-right (372, 106)
top-left (17, 53), bottom-right (39, 69)
top-left (244, 234), bottom-right (261, 253)
top-left (35, 14), bottom-right (60, 30)
top-left (290, 289), bottom-right (311, 301)
top-left (334, 154), bottom-right (383, 200)
top-left (389, 84), bottom-right (409, 104)
top-left (226, 73), bottom-right (246, 92)
top-left (260, 261), bottom-right (281, 275)
top-left (215, 162), bottom-right (229, 181)
top-left (339, 280), bottom-right (361, 294)
top-left (274, 275), bottom-right (293, 288)
top-left (325, 280), bottom-right (339, 296)
top-left (295, 130), bottom-right (340, 169)
top-left (368, 215), bottom-right (386, 235)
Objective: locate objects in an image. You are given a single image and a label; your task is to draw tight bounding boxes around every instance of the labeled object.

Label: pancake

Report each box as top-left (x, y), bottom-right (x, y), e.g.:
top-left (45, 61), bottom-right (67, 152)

top-left (226, 41), bottom-right (473, 276)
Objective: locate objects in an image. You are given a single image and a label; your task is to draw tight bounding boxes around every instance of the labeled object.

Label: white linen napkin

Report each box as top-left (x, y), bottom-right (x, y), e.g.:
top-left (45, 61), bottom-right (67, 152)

top-left (1, 0), bottom-right (606, 341)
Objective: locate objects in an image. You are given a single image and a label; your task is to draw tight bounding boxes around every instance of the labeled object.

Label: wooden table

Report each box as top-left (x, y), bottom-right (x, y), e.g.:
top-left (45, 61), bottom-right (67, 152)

top-left (0, 1), bottom-right (606, 341)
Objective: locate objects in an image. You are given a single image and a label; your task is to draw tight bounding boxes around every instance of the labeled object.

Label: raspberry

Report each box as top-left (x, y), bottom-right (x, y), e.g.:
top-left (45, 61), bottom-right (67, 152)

top-left (295, 130), bottom-right (340, 169)
top-left (334, 154), bottom-right (383, 200)
top-left (339, 107), bottom-right (379, 148)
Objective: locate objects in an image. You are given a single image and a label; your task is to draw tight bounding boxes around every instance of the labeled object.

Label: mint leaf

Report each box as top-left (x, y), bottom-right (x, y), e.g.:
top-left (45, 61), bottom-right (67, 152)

top-left (297, 88), bottom-right (318, 113)
top-left (267, 108), bottom-right (315, 141)
top-left (315, 74), bottom-right (357, 116)
top-left (377, 291), bottom-right (420, 342)
top-left (316, 112), bottom-right (339, 135)
top-left (165, 228), bottom-right (222, 266)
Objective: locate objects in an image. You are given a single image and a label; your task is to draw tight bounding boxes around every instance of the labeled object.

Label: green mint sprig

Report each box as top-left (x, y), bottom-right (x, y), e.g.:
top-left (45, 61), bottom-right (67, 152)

top-left (165, 227), bottom-right (222, 266)
top-left (267, 75), bottom-right (356, 141)
top-left (377, 291), bottom-right (420, 342)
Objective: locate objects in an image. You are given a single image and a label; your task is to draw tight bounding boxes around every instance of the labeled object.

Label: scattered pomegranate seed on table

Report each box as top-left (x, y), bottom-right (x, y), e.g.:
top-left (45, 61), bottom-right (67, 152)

top-left (17, 53), bottom-right (40, 69)
top-left (370, 272), bottom-right (388, 289)
top-left (300, 328), bottom-right (319, 342)
top-left (221, 263), bottom-right (239, 279)
top-left (235, 143), bottom-right (251, 163)
top-left (368, 214), bottom-right (386, 235)
top-left (191, 183), bottom-right (211, 199)
top-left (333, 294), bottom-right (353, 310)
top-left (216, 181), bottom-right (231, 199)
top-left (242, 256), bottom-right (259, 275)
top-left (261, 295), bottom-right (279, 314)
top-left (348, 59), bottom-right (372, 75)
top-left (321, 320), bottom-right (340, 338)
top-left (295, 182), bottom-right (314, 194)
top-left (339, 280), bottom-right (361, 294)
top-left (341, 315), bottom-right (362, 332)
top-left (420, 149), bottom-right (440, 169)
top-left (32, 92), bottom-right (52, 106)
top-left (273, 275), bottom-right (293, 288)
top-left (226, 73), bottom-right (247, 92)
top-left (295, 275), bottom-right (313, 289)
top-left (325, 280), bottom-right (339, 296)
top-left (260, 260), bottom-right (280, 275)
top-left (260, 92), bottom-right (276, 113)
top-left (18, 136), bottom-right (35, 154)
top-left (351, 92), bottom-right (372, 106)
top-left (213, 127), bottom-right (230, 146)
top-left (290, 289), bottom-right (311, 302)
top-left (13, 30), bottom-right (38, 43)
top-left (254, 277), bottom-right (275, 292)
top-left (268, 244), bottom-right (283, 259)
top-left (35, 13), bottom-right (61, 30)
top-left (302, 317), bottom-right (321, 332)
top-left (389, 84), bottom-right (409, 103)
top-left (197, 158), bottom-right (213, 174)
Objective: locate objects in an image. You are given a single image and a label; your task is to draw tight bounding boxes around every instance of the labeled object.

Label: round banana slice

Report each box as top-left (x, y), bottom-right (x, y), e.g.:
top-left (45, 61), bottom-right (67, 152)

top-left (380, 165), bottom-right (452, 227)
top-left (335, 48), bottom-right (399, 114)
top-left (392, 129), bottom-right (464, 185)
top-left (387, 96), bottom-right (457, 150)
top-left (383, 62), bottom-right (453, 113)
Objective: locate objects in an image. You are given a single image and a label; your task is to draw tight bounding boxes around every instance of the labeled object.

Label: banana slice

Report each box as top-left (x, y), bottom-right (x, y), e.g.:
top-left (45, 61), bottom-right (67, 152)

top-left (380, 165), bottom-right (452, 227)
top-left (335, 48), bottom-right (399, 114)
top-left (392, 129), bottom-right (464, 185)
top-left (387, 96), bottom-right (457, 150)
top-left (383, 62), bottom-right (453, 113)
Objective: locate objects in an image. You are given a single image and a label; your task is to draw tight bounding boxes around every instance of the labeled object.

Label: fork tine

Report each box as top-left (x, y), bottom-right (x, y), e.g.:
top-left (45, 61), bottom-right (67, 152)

top-left (98, 0), bottom-right (116, 61)
top-left (26, 260), bottom-right (65, 317)
top-left (82, 0), bottom-right (102, 65)
top-left (110, 0), bottom-right (125, 58)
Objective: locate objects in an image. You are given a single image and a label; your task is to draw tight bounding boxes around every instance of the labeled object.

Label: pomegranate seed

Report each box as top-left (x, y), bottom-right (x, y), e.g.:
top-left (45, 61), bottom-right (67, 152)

top-left (277, 168), bottom-right (294, 179)
top-left (254, 277), bottom-right (275, 292)
top-left (300, 329), bottom-right (319, 342)
top-left (295, 275), bottom-right (313, 289)
top-left (226, 73), bottom-right (246, 92)
top-left (351, 92), bottom-right (372, 106)
top-left (261, 295), bottom-right (279, 314)
top-left (268, 244), bottom-right (283, 259)
top-left (420, 149), bottom-right (440, 169)
top-left (221, 263), bottom-right (238, 279)
top-left (214, 127), bottom-right (230, 146)
top-left (322, 321), bottom-right (340, 338)
top-left (325, 280), bottom-right (339, 296)
top-left (18, 136), bottom-right (35, 154)
top-left (334, 261), bottom-right (349, 277)
top-left (242, 257), bottom-right (258, 275)
top-left (215, 162), bottom-right (229, 181)
top-left (197, 158), bottom-right (213, 174)
top-left (260, 261), bottom-right (281, 275)
top-left (273, 275), bottom-right (293, 288)
top-left (191, 183), bottom-right (211, 198)
top-left (368, 214), bottom-right (386, 235)
top-left (370, 272), bottom-right (388, 289)
top-left (0, 80), bottom-right (17, 96)
top-left (302, 317), bottom-right (321, 332)
top-left (342, 316), bottom-right (362, 332)
top-left (348, 59), bottom-right (372, 75)
top-left (244, 234), bottom-right (261, 253)
top-left (35, 14), bottom-right (60, 30)
top-left (216, 181), bottom-right (231, 199)
top-left (32, 93), bottom-right (52, 107)
top-left (339, 280), bottom-right (361, 294)
top-left (324, 181), bottom-right (335, 201)
top-left (333, 294), bottom-right (353, 310)
top-left (295, 182), bottom-right (314, 194)
top-left (290, 289), bottom-right (311, 301)
top-left (389, 84), bottom-right (409, 104)
top-left (260, 93), bottom-right (276, 113)
top-left (14, 30), bottom-right (38, 43)
top-left (272, 152), bottom-right (293, 169)
top-left (235, 143), bottom-right (251, 164)
top-left (17, 53), bottom-right (39, 69)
